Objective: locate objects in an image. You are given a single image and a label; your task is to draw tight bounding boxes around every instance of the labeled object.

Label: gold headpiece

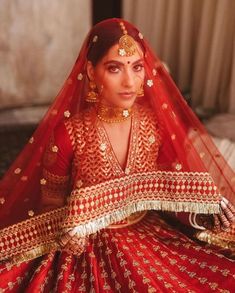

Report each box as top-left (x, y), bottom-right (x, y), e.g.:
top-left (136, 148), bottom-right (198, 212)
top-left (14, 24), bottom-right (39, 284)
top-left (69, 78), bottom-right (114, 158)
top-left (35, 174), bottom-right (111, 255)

top-left (118, 22), bottom-right (137, 57)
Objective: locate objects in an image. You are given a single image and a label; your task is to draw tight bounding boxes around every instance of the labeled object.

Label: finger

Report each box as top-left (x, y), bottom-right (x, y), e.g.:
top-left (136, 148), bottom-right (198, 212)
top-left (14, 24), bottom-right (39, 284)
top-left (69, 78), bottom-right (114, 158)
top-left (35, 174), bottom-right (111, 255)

top-left (218, 212), bottom-right (231, 228)
top-left (213, 214), bottom-right (221, 231)
top-left (68, 228), bottom-right (77, 237)
top-left (224, 208), bottom-right (235, 222)
top-left (222, 196), bottom-right (229, 205)
top-left (58, 233), bottom-right (72, 247)
top-left (222, 197), bottom-right (235, 214)
top-left (221, 199), bottom-right (235, 222)
top-left (220, 201), bottom-right (235, 222)
top-left (227, 202), bottom-right (235, 215)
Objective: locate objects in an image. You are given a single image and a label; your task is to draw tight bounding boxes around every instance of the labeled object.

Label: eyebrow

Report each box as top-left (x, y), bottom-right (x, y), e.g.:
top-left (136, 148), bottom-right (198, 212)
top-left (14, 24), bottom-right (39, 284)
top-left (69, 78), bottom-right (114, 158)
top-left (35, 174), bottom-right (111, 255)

top-left (103, 58), bottom-right (144, 66)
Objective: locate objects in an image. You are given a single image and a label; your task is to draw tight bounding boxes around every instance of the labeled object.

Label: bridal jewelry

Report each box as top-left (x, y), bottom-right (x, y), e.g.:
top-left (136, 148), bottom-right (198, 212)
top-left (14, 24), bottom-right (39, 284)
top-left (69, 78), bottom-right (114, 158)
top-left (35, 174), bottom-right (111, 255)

top-left (118, 22), bottom-right (137, 57)
top-left (97, 103), bottom-right (133, 123)
top-left (189, 213), bottom-right (206, 230)
top-left (137, 83), bottom-right (144, 97)
top-left (85, 81), bottom-right (99, 103)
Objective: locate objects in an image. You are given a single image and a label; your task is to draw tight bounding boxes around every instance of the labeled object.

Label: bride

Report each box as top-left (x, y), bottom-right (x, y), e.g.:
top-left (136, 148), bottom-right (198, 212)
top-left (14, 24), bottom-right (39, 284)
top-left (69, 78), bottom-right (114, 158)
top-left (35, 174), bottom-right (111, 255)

top-left (0, 18), bottom-right (234, 292)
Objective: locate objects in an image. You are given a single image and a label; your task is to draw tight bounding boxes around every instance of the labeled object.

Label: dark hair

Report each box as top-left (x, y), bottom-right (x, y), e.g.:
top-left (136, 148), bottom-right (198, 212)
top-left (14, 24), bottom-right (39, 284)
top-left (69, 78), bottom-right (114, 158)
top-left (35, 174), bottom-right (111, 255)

top-left (86, 18), bottom-right (144, 66)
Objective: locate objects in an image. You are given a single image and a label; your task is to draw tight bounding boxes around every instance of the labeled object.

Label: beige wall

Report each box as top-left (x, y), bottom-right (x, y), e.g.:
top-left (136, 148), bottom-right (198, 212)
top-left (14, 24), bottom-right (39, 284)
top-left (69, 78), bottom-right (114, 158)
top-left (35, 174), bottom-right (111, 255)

top-left (0, 0), bottom-right (91, 109)
top-left (123, 0), bottom-right (235, 114)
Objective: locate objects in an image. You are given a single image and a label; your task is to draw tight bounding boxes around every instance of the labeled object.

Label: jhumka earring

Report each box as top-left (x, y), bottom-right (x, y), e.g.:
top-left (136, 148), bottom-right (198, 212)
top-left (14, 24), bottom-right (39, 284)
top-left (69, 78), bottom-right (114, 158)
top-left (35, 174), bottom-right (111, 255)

top-left (137, 83), bottom-right (144, 97)
top-left (85, 81), bottom-right (99, 103)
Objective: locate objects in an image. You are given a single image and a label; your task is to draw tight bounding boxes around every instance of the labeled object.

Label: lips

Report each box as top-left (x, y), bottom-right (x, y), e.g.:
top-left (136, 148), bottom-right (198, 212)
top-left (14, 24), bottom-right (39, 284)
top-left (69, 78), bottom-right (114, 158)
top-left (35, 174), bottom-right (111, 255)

top-left (118, 92), bottom-right (136, 99)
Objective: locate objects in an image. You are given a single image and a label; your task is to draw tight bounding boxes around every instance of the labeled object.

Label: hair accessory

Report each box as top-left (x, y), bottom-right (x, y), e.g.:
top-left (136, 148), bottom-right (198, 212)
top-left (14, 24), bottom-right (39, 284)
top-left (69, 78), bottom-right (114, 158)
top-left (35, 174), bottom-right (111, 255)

top-left (85, 81), bottom-right (99, 103)
top-left (118, 22), bottom-right (137, 57)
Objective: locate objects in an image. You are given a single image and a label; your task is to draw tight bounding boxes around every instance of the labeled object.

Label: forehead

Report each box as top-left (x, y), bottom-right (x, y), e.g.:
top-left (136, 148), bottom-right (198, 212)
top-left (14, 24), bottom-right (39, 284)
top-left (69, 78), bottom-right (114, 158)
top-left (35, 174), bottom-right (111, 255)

top-left (101, 43), bottom-right (144, 63)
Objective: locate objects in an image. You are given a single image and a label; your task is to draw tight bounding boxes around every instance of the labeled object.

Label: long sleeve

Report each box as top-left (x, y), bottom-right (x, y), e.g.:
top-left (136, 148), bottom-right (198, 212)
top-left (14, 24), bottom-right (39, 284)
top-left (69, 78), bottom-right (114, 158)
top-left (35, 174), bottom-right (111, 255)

top-left (40, 122), bottom-right (73, 212)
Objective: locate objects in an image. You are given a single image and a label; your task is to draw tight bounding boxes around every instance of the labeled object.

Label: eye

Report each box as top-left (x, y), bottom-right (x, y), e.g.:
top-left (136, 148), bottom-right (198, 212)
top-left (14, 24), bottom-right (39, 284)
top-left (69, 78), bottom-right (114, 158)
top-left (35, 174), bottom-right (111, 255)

top-left (133, 63), bottom-right (144, 72)
top-left (107, 65), bottom-right (120, 73)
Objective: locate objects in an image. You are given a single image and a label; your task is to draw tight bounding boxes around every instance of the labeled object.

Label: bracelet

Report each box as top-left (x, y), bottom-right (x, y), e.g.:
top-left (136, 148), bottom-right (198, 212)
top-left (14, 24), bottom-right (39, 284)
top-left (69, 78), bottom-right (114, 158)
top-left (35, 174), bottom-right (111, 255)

top-left (189, 213), bottom-right (206, 230)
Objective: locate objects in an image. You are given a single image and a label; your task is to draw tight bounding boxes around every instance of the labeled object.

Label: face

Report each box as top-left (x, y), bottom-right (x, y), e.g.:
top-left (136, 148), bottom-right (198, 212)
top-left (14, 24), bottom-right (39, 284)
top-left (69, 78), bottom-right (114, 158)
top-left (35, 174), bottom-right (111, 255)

top-left (87, 43), bottom-right (145, 108)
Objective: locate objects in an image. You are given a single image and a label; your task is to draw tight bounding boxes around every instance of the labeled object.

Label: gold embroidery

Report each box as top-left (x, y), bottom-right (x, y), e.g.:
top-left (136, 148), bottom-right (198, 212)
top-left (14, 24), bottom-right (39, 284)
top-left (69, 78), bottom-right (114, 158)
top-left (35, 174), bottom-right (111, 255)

top-left (40, 169), bottom-right (70, 210)
top-left (29, 137), bottom-right (34, 144)
top-left (77, 73), bottom-right (83, 80)
top-left (146, 79), bottom-right (153, 87)
top-left (40, 178), bottom-right (47, 185)
top-left (0, 197), bottom-right (5, 204)
top-left (0, 170), bottom-right (221, 264)
top-left (14, 168), bottom-right (21, 174)
top-left (196, 226), bottom-right (235, 252)
top-left (108, 211), bottom-right (147, 229)
top-left (64, 110), bottom-right (71, 118)
top-left (28, 210), bottom-right (34, 217)
top-left (65, 104), bottom-right (160, 187)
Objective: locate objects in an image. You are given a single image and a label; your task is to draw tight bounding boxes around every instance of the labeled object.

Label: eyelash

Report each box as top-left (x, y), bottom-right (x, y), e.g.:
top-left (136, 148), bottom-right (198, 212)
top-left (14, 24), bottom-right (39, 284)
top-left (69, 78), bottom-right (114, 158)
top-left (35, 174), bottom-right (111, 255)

top-left (133, 64), bottom-right (144, 72)
top-left (107, 64), bottom-right (144, 73)
top-left (107, 66), bottom-right (120, 73)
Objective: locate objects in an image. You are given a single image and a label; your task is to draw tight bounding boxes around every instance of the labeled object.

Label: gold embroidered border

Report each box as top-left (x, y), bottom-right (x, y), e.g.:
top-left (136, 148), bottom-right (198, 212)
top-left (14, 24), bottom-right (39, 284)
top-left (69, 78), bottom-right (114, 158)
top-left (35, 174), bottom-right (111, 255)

top-left (0, 171), bottom-right (220, 263)
top-left (65, 170), bottom-right (220, 228)
top-left (196, 225), bottom-right (235, 253)
top-left (0, 208), bottom-right (66, 262)
top-left (42, 169), bottom-right (69, 184)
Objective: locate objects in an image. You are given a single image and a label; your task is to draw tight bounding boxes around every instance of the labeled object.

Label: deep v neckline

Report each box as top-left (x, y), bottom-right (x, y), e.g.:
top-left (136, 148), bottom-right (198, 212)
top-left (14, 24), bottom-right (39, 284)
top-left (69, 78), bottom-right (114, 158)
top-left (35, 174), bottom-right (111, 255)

top-left (96, 106), bottom-right (139, 176)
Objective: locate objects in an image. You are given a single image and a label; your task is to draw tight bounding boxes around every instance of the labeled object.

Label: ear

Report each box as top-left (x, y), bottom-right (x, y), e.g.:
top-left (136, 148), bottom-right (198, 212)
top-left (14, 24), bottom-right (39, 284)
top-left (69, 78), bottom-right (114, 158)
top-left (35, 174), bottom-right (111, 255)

top-left (86, 61), bottom-right (95, 81)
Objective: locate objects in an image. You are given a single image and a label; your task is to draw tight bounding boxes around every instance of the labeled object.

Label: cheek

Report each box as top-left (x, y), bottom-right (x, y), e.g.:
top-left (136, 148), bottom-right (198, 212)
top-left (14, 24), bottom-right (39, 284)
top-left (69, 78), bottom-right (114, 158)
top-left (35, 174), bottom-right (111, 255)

top-left (135, 73), bottom-right (145, 86)
top-left (100, 75), bottom-right (120, 93)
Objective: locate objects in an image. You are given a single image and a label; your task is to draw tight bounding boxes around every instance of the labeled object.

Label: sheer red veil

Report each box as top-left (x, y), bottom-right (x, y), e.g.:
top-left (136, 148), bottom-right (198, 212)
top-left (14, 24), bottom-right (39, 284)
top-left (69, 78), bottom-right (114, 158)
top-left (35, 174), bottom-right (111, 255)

top-left (0, 18), bottom-right (234, 263)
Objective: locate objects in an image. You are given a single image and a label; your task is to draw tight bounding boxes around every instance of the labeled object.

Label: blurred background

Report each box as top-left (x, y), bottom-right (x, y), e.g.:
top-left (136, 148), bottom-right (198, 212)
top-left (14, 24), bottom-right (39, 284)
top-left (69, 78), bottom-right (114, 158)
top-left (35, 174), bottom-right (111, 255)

top-left (0, 0), bottom-right (235, 176)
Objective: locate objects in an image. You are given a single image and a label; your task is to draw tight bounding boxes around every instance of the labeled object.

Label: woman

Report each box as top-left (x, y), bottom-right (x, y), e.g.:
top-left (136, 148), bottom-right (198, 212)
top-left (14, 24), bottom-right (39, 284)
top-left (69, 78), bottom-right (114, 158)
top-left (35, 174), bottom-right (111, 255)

top-left (0, 18), bottom-right (235, 292)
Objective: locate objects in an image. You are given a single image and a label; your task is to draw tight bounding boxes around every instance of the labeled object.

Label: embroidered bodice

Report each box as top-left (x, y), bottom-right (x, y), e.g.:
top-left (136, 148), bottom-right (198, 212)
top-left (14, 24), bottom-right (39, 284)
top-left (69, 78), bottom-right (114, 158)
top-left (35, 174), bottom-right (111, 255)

top-left (66, 104), bottom-right (161, 188)
top-left (41, 103), bottom-right (161, 211)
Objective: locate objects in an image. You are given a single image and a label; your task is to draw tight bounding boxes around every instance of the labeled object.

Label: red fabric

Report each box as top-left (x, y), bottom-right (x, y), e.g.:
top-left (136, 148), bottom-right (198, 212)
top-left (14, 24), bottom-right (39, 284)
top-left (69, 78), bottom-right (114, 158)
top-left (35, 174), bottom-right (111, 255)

top-left (0, 212), bottom-right (235, 292)
top-left (0, 18), bottom-right (234, 230)
top-left (0, 19), bottom-right (235, 227)
top-left (0, 18), bottom-right (235, 291)
top-left (47, 123), bottom-right (74, 176)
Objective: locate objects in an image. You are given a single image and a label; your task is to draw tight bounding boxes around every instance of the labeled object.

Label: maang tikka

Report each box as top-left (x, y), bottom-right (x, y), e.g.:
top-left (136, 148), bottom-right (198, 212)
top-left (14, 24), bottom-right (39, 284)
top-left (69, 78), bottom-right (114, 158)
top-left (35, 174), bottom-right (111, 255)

top-left (118, 22), bottom-right (137, 57)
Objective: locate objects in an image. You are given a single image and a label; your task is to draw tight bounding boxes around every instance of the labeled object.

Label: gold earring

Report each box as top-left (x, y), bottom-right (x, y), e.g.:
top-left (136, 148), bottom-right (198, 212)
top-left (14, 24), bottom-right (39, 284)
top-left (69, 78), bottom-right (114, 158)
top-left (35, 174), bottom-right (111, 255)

top-left (85, 81), bottom-right (99, 102)
top-left (137, 83), bottom-right (144, 97)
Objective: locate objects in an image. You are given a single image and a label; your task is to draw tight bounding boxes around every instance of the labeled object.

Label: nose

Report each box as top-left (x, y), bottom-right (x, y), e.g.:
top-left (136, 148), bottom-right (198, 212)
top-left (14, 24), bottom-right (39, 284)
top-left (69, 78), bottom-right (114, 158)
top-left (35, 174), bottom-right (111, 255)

top-left (122, 68), bottom-right (135, 88)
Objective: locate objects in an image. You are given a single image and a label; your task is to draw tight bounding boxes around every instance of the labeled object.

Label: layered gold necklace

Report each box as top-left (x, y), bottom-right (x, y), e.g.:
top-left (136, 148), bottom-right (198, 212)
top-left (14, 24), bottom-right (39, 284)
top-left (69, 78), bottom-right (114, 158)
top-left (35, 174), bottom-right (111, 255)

top-left (96, 103), bottom-right (133, 123)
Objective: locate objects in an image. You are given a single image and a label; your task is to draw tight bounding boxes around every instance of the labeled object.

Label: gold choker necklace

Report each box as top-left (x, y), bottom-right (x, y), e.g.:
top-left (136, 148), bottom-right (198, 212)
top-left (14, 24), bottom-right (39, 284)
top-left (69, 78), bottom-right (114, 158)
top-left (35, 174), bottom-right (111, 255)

top-left (96, 104), bottom-right (133, 123)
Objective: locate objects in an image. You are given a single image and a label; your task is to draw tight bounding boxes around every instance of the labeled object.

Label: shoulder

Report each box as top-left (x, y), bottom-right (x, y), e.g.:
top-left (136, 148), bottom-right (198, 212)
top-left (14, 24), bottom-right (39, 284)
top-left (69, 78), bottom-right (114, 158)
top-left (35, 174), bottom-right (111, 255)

top-left (64, 107), bottom-right (96, 148)
top-left (136, 103), bottom-right (157, 124)
top-left (64, 107), bottom-right (96, 129)
top-left (136, 103), bottom-right (162, 143)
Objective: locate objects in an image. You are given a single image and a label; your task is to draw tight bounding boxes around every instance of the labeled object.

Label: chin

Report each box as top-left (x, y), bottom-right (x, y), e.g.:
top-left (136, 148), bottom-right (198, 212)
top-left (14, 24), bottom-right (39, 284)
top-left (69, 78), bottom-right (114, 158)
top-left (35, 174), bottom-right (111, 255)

top-left (117, 98), bottom-right (137, 109)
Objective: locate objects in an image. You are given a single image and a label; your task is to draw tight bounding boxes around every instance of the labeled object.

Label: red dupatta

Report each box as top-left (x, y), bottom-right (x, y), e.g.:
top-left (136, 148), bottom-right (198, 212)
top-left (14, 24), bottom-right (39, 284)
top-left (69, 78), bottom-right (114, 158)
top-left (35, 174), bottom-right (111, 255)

top-left (0, 18), bottom-right (234, 263)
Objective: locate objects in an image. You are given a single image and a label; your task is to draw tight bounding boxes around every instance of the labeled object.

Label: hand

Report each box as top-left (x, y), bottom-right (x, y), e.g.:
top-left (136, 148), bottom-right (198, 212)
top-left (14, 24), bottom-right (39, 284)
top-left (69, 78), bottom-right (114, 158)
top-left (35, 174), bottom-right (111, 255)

top-left (213, 197), bottom-right (235, 231)
top-left (57, 230), bottom-right (88, 255)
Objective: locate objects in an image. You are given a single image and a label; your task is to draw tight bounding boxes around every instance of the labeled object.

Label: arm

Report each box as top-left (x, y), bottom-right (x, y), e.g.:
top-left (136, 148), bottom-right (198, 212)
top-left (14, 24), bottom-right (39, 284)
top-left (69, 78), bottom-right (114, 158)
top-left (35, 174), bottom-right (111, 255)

top-left (40, 122), bottom-right (73, 212)
top-left (41, 120), bottom-right (88, 255)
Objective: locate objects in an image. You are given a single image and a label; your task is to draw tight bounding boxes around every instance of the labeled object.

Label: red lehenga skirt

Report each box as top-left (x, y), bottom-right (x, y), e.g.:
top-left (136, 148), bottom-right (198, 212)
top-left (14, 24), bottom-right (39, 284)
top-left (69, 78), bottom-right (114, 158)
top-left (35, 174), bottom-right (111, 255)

top-left (0, 211), bottom-right (235, 293)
